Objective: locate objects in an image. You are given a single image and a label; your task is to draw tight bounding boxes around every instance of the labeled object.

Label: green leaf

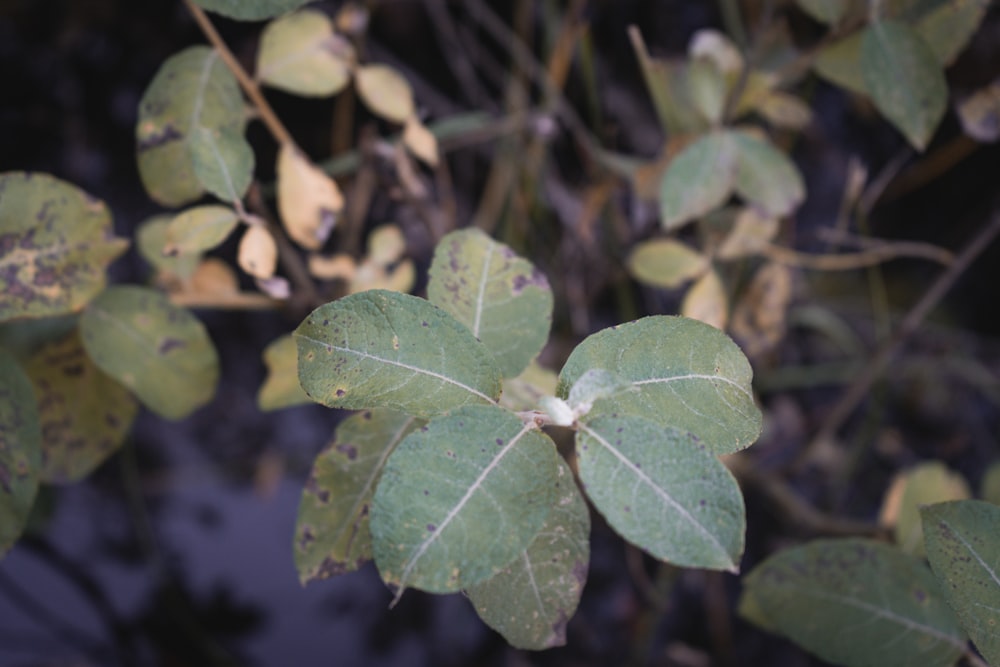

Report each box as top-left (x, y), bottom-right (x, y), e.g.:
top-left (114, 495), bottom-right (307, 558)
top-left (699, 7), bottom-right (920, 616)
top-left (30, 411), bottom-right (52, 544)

top-left (741, 538), bottom-right (966, 667)
top-left (136, 215), bottom-right (201, 281)
top-left (79, 286), bottom-right (220, 420)
top-left (467, 455), bottom-right (590, 650)
top-left (0, 172), bottom-right (128, 322)
top-left (257, 334), bottom-right (311, 411)
top-left (813, 32), bottom-right (867, 95)
top-left (371, 405), bottom-right (559, 595)
top-left (576, 415), bottom-right (743, 571)
top-left (660, 131), bottom-right (738, 230)
top-left (499, 360), bottom-right (559, 412)
top-left (626, 239), bottom-right (709, 289)
top-left (922, 500), bottom-right (1000, 666)
top-left (688, 57), bottom-right (728, 125)
top-left (136, 46), bottom-right (251, 207)
top-left (862, 21), bottom-right (947, 151)
top-left (914, 0), bottom-right (989, 66)
top-left (0, 350), bottom-right (41, 558)
top-left (355, 64), bottom-right (415, 124)
top-left (628, 27), bottom-right (708, 136)
top-left (257, 9), bottom-right (354, 97)
top-left (164, 205), bottom-right (240, 257)
top-left (732, 131), bottom-right (805, 219)
top-left (295, 409), bottom-right (421, 583)
top-left (294, 290), bottom-right (502, 418)
top-left (557, 316), bottom-right (761, 454)
top-left (427, 228), bottom-right (553, 378)
top-left (795, 0), bottom-right (849, 24)
top-left (980, 461), bottom-right (1000, 504)
top-left (191, 0), bottom-right (312, 21)
top-left (23, 331), bottom-right (138, 483)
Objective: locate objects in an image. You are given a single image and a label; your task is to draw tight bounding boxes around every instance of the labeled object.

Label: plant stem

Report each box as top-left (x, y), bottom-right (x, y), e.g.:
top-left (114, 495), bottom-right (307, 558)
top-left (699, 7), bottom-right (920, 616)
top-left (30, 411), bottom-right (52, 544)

top-left (794, 209), bottom-right (1000, 469)
top-left (183, 0), bottom-right (294, 148)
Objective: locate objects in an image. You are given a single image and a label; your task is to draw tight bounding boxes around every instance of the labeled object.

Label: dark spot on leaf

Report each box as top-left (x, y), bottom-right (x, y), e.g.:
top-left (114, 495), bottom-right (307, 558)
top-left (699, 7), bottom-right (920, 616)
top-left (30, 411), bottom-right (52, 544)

top-left (624, 505), bottom-right (630, 512)
top-left (336, 443), bottom-right (357, 460)
top-left (315, 556), bottom-right (356, 578)
top-left (62, 364), bottom-right (84, 377)
top-left (510, 268), bottom-right (548, 295)
top-left (423, 489), bottom-right (429, 496)
top-left (426, 524), bottom-right (436, 532)
top-left (421, 321), bottom-right (428, 327)
top-left (495, 438), bottom-right (503, 446)
top-left (137, 123), bottom-right (183, 151)
top-left (323, 319), bottom-right (329, 326)
top-left (335, 389), bottom-right (346, 397)
top-left (158, 338), bottom-right (185, 354)
top-left (317, 490), bottom-right (330, 503)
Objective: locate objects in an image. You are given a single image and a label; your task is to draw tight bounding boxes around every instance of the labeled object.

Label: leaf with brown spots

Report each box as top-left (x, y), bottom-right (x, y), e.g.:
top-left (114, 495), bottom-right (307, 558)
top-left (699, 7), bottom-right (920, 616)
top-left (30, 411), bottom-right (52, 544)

top-left (0, 350), bottom-right (41, 558)
top-left (23, 330), bottom-right (138, 483)
top-left (427, 228), bottom-right (553, 378)
top-left (294, 409), bottom-right (421, 584)
top-left (0, 172), bottom-right (128, 323)
top-left (467, 455), bottom-right (590, 649)
top-left (79, 286), bottom-right (219, 420)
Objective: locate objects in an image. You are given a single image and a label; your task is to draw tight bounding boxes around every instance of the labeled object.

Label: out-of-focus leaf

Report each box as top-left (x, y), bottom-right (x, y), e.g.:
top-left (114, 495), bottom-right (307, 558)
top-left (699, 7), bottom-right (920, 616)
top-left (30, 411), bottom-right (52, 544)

top-left (499, 360), bottom-right (559, 412)
top-left (557, 316), bottom-right (761, 454)
top-left (164, 205), bottom-right (239, 257)
top-left (0, 350), bottom-right (41, 558)
top-left (681, 267), bottom-right (728, 330)
top-left (137, 215), bottom-right (201, 283)
top-left (237, 225), bottom-right (278, 280)
top-left (403, 116), bottom-right (440, 167)
top-left (879, 462), bottom-right (971, 556)
top-left (741, 538), bottom-right (966, 667)
top-left (0, 173), bottom-right (128, 323)
top-left (688, 58), bottom-right (728, 125)
top-left (659, 131), bottom-right (739, 230)
top-left (257, 9), bottom-right (354, 97)
top-left (756, 91), bottom-right (813, 130)
top-left (922, 500), bottom-right (1000, 665)
top-left (191, 0), bottom-right (312, 21)
top-left (628, 27), bottom-right (707, 135)
top-left (576, 415), bottom-right (744, 571)
top-left (257, 334), bottom-right (310, 411)
top-left (957, 78), bottom-right (1000, 143)
top-left (355, 64), bottom-right (415, 124)
top-left (136, 47), bottom-right (252, 206)
top-left (730, 262), bottom-right (793, 360)
top-left (467, 456), bottom-right (590, 649)
top-left (862, 21), bottom-right (947, 151)
top-left (428, 228), bottom-right (553, 378)
top-left (732, 130), bottom-right (805, 219)
top-left (371, 405), bottom-right (559, 594)
top-left (295, 409), bottom-right (421, 582)
top-left (24, 331), bottom-right (138, 483)
top-left (814, 32), bottom-right (867, 95)
top-left (79, 286), bottom-right (219, 420)
top-left (276, 143), bottom-right (343, 250)
top-left (980, 461), bottom-right (1000, 505)
top-left (294, 290), bottom-right (502, 418)
top-left (795, 0), bottom-right (848, 24)
top-left (914, 0), bottom-right (989, 66)
top-left (716, 208), bottom-right (779, 260)
top-left (688, 29), bottom-right (743, 74)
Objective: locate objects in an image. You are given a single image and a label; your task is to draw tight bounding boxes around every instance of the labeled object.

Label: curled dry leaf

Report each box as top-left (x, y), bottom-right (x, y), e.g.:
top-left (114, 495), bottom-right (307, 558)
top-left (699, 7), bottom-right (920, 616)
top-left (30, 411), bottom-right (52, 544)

top-left (403, 116), bottom-right (439, 167)
top-left (355, 64), bottom-right (415, 124)
top-left (682, 268), bottom-right (728, 330)
top-left (730, 262), bottom-right (792, 360)
top-left (277, 143), bottom-right (344, 250)
top-left (238, 224), bottom-right (279, 279)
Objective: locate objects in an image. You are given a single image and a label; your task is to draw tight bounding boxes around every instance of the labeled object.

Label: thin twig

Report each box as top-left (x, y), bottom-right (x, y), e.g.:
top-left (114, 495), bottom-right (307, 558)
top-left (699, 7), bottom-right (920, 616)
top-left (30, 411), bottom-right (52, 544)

top-left (794, 209), bottom-right (1000, 469)
top-left (183, 0), bottom-right (294, 147)
top-left (761, 239), bottom-right (953, 270)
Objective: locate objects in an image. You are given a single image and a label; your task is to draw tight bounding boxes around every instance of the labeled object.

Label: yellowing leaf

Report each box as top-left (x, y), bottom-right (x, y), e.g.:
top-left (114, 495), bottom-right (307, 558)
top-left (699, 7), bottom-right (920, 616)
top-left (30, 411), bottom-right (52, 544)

top-left (880, 462), bottom-right (971, 556)
top-left (862, 21), bottom-right (947, 151)
top-left (257, 334), bottom-right (311, 411)
top-left (403, 116), bottom-right (439, 167)
top-left (367, 224), bottom-right (407, 265)
top-left (682, 268), bottom-right (728, 330)
top-left (238, 224), bottom-right (278, 279)
top-left (756, 91), bottom-right (813, 130)
top-left (277, 143), bottom-right (344, 250)
top-left (914, 0), bottom-right (989, 66)
top-left (957, 78), bottom-right (1000, 143)
top-left (716, 208), bottom-right (780, 260)
top-left (0, 172), bottom-right (128, 322)
top-left (626, 239), bottom-right (709, 288)
top-left (188, 258), bottom-right (240, 295)
top-left (164, 205), bottom-right (239, 256)
top-left (730, 262), bottom-right (793, 360)
top-left (137, 214), bottom-right (201, 284)
top-left (355, 64), bottom-right (415, 124)
top-left (257, 9), bottom-right (354, 97)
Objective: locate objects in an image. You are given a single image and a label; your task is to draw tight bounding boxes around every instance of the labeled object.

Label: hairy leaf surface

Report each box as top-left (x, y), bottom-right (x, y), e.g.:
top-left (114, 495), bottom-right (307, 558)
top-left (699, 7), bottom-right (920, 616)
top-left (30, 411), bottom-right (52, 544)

top-left (371, 405), bottom-right (558, 595)
top-left (922, 500), bottom-right (1000, 666)
top-left (428, 228), bottom-right (553, 378)
top-left (295, 409), bottom-right (421, 583)
top-left (0, 172), bottom-right (128, 322)
top-left (79, 286), bottom-right (219, 420)
top-left (295, 290), bottom-right (502, 418)
top-left (576, 415), bottom-right (743, 570)
top-left (467, 455), bottom-right (590, 649)
top-left (741, 538), bottom-right (966, 667)
top-left (557, 316), bottom-right (760, 454)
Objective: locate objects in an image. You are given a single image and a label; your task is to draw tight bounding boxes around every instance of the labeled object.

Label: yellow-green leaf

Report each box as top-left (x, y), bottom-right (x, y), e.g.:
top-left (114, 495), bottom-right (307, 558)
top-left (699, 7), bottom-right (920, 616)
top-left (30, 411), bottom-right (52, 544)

top-left (732, 130), bottom-right (805, 219)
top-left (23, 331), bottom-right (138, 483)
top-left (79, 286), bottom-right (220, 420)
top-left (136, 215), bottom-right (201, 282)
top-left (355, 64), bottom-right (415, 124)
top-left (257, 334), bottom-right (311, 411)
top-left (164, 205), bottom-right (239, 257)
top-left (626, 239), bottom-right (709, 289)
top-left (914, 0), bottom-right (989, 66)
top-left (0, 172), bottom-right (128, 322)
top-left (659, 131), bottom-right (739, 230)
top-left (257, 9), bottom-right (354, 97)
top-left (814, 32), bottom-right (867, 95)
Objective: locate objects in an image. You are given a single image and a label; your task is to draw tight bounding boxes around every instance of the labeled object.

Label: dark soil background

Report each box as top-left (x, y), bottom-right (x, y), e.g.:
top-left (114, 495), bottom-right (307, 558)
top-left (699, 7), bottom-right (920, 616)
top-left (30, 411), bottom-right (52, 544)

top-left (1, 1), bottom-right (1000, 666)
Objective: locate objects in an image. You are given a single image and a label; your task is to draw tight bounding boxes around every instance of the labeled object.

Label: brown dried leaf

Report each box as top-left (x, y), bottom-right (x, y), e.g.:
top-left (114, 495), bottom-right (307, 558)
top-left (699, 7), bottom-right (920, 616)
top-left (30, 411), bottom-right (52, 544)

top-left (730, 262), bottom-right (793, 359)
top-left (716, 208), bottom-right (780, 260)
top-left (277, 143), bottom-right (344, 250)
top-left (681, 268), bottom-right (728, 330)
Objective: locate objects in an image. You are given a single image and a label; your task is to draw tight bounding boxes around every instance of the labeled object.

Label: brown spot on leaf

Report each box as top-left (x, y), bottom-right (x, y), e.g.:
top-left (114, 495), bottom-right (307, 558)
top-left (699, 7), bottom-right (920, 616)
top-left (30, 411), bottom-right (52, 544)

top-left (137, 124), bottom-right (183, 151)
top-left (158, 338), bottom-right (185, 355)
top-left (336, 442), bottom-right (357, 460)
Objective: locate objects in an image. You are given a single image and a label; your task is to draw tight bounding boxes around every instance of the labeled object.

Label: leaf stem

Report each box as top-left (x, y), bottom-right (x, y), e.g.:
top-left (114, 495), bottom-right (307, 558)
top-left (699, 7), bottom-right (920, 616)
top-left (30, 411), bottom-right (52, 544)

top-left (182, 0), bottom-right (294, 147)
